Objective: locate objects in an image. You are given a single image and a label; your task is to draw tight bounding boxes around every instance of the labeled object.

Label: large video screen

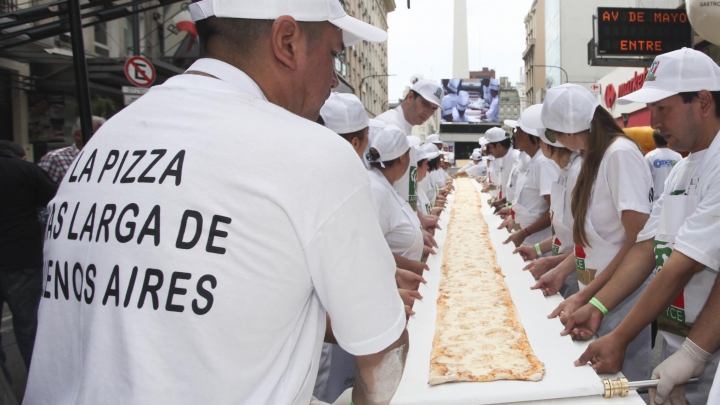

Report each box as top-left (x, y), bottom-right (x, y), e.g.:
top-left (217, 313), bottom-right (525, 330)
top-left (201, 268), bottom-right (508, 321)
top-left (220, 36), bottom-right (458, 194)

top-left (440, 78), bottom-right (498, 123)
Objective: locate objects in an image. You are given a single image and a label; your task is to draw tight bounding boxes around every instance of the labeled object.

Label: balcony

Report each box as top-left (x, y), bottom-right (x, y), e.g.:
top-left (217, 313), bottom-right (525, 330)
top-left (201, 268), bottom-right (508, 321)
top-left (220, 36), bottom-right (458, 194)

top-left (522, 38), bottom-right (535, 59)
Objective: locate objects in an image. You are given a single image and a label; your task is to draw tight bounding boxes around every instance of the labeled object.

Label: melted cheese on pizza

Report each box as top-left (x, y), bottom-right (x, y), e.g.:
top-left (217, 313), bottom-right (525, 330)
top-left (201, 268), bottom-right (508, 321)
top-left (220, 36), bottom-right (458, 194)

top-left (429, 178), bottom-right (545, 385)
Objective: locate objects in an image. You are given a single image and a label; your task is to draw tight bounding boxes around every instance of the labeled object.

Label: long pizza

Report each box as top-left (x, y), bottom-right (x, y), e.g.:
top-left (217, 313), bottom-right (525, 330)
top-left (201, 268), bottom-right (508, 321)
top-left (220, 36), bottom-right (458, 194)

top-left (428, 178), bottom-right (545, 385)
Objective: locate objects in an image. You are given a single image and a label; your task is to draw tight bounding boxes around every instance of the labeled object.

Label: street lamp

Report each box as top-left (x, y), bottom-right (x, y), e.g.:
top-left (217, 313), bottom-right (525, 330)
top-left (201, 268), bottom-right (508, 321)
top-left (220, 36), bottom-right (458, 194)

top-left (531, 64), bottom-right (569, 85)
top-left (359, 73), bottom-right (396, 102)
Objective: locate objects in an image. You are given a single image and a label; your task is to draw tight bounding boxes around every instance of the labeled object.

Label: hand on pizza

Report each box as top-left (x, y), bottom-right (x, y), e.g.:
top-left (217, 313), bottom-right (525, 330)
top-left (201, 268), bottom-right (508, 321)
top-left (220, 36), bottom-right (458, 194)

top-left (399, 288), bottom-right (423, 308)
top-left (503, 230), bottom-right (527, 248)
top-left (530, 267), bottom-right (566, 296)
top-left (548, 293), bottom-right (588, 321)
top-left (431, 206), bottom-right (444, 216)
top-left (574, 332), bottom-right (627, 374)
top-left (515, 245), bottom-right (538, 262)
top-left (420, 215), bottom-right (442, 233)
top-left (560, 303), bottom-right (603, 341)
top-left (396, 268), bottom-right (427, 291)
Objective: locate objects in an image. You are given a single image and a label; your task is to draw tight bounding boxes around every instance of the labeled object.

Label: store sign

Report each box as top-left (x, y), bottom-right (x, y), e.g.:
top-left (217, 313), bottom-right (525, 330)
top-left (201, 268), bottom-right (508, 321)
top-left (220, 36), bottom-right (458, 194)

top-left (604, 68), bottom-right (649, 109)
top-left (589, 83), bottom-right (601, 95)
top-left (597, 7), bottom-right (692, 56)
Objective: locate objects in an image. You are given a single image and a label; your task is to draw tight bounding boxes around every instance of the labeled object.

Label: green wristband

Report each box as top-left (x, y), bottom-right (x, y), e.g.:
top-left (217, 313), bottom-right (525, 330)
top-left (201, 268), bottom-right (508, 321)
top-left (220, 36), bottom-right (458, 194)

top-left (589, 297), bottom-right (609, 316)
top-left (505, 202), bottom-right (512, 207)
top-left (535, 243), bottom-right (542, 256)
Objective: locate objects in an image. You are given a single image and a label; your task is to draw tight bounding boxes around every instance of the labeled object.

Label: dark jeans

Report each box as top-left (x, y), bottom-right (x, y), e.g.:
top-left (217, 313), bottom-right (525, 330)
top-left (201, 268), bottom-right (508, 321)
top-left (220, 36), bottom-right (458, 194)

top-left (0, 267), bottom-right (43, 384)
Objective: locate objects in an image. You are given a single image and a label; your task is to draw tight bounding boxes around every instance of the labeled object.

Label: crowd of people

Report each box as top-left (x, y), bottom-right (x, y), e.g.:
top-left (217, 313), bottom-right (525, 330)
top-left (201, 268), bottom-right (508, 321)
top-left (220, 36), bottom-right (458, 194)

top-left (0, 1), bottom-right (719, 405)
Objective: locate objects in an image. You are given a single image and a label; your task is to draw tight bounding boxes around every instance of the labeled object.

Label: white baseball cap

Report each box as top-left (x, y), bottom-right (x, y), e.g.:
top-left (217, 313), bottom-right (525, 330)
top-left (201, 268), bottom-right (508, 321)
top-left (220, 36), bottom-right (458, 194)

top-left (479, 138), bottom-right (489, 146)
top-left (521, 104), bottom-right (563, 147)
top-left (448, 79), bottom-right (461, 93)
top-left (445, 152), bottom-right (454, 162)
top-left (415, 145), bottom-right (429, 161)
top-left (617, 48), bottom-right (720, 105)
top-left (367, 124), bottom-right (409, 166)
top-left (485, 127), bottom-right (508, 143)
top-left (470, 151), bottom-right (482, 160)
top-left (188, 0), bottom-right (387, 47)
top-left (421, 143), bottom-right (441, 160)
top-left (425, 134), bottom-right (447, 149)
top-left (441, 95), bottom-right (456, 116)
top-left (457, 91), bottom-right (470, 112)
top-left (407, 135), bottom-right (422, 148)
top-left (541, 84), bottom-right (599, 134)
top-left (320, 93), bottom-right (384, 134)
top-left (411, 79), bottom-right (444, 108)
top-left (504, 119), bottom-right (518, 128)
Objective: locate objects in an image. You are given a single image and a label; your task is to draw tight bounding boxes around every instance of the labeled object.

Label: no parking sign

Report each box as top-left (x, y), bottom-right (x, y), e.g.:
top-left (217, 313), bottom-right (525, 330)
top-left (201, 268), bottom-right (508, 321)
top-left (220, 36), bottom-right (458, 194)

top-left (124, 56), bottom-right (156, 87)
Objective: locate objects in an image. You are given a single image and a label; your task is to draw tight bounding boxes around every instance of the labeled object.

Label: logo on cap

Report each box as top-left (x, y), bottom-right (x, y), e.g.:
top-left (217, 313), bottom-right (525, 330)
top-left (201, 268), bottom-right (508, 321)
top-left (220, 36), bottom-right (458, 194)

top-left (646, 60), bottom-right (660, 82)
top-left (434, 88), bottom-right (442, 98)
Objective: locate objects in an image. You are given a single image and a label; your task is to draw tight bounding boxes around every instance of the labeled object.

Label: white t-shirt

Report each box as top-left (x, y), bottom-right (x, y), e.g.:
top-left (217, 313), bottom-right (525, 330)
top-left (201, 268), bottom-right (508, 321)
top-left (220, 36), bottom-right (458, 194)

top-left (376, 106), bottom-right (415, 205)
top-left (638, 138), bottom-right (720, 270)
top-left (431, 170), bottom-right (445, 190)
top-left (588, 137), bottom-right (653, 246)
top-left (26, 59), bottom-right (405, 405)
top-left (466, 161), bottom-right (487, 177)
top-left (645, 147), bottom-right (682, 201)
top-left (418, 175), bottom-right (436, 205)
top-left (500, 148), bottom-right (521, 199)
top-left (488, 156), bottom-right (502, 185)
top-left (369, 168), bottom-right (423, 260)
top-left (515, 149), bottom-right (558, 244)
top-left (417, 181), bottom-right (433, 215)
top-left (457, 161), bottom-right (475, 174)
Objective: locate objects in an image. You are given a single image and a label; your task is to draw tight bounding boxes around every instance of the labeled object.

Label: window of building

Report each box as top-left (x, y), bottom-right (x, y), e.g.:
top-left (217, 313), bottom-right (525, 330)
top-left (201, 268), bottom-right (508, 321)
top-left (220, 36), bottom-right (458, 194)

top-left (94, 22), bottom-right (110, 57)
top-left (124, 17), bottom-right (135, 55)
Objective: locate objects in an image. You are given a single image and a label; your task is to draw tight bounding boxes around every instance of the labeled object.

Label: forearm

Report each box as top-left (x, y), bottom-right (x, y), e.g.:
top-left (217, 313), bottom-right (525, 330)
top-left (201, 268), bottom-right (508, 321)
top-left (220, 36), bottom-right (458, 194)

top-left (538, 237), bottom-right (553, 254)
top-left (614, 251), bottom-right (704, 346)
top-left (525, 211), bottom-right (551, 236)
top-left (688, 268), bottom-right (720, 353)
top-left (594, 239), bottom-right (655, 310)
top-left (353, 329), bottom-right (409, 405)
top-left (557, 253), bottom-right (577, 278)
top-left (393, 254), bottom-right (412, 272)
top-left (545, 252), bottom-right (569, 268)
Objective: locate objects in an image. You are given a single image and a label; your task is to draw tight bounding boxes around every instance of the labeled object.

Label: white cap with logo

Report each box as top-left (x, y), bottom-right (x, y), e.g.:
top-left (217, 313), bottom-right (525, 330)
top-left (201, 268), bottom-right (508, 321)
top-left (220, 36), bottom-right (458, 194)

top-left (188, 0), bottom-right (387, 46)
top-left (485, 127), bottom-right (508, 143)
top-left (321, 93), bottom-right (384, 134)
top-left (366, 124), bottom-right (409, 166)
top-left (411, 79), bottom-right (444, 108)
top-left (618, 48), bottom-right (720, 105)
top-left (441, 96), bottom-right (456, 117)
top-left (541, 83), bottom-right (599, 134)
top-left (522, 104), bottom-right (564, 147)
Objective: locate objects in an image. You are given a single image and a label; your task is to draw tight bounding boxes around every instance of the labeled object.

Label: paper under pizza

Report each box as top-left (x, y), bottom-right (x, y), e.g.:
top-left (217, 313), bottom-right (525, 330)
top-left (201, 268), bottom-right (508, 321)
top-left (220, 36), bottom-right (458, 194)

top-left (428, 178), bottom-right (545, 385)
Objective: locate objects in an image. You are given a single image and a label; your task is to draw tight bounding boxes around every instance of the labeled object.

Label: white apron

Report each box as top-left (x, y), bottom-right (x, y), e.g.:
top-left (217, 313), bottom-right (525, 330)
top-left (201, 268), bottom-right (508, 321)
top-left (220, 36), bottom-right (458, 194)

top-left (417, 184), bottom-right (432, 216)
top-left (656, 136), bottom-right (720, 404)
top-left (394, 188), bottom-right (425, 261)
top-left (574, 209), bottom-right (652, 381)
top-left (550, 180), bottom-right (578, 298)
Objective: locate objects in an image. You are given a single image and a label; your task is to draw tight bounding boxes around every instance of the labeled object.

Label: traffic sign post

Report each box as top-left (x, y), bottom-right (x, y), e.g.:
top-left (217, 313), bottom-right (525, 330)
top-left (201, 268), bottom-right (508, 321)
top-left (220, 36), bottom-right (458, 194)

top-left (124, 56), bottom-right (156, 87)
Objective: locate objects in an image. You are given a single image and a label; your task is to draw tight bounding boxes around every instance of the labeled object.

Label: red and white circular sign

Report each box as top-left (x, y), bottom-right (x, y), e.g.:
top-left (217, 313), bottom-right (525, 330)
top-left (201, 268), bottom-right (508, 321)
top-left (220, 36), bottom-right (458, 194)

top-left (124, 56), bottom-right (156, 87)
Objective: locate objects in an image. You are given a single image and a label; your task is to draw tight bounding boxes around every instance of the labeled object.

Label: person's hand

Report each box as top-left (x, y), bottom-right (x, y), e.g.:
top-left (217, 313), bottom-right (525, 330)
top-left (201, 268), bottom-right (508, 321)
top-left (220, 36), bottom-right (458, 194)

top-left (431, 207), bottom-right (443, 216)
top-left (496, 207), bottom-right (511, 218)
top-left (498, 217), bottom-right (513, 232)
top-left (548, 293), bottom-right (588, 321)
top-left (399, 288), bottom-right (423, 308)
top-left (530, 267), bottom-right (566, 296)
top-left (423, 230), bottom-right (438, 249)
top-left (514, 245), bottom-right (538, 261)
top-left (561, 303), bottom-right (603, 341)
top-left (648, 338), bottom-right (710, 405)
top-left (524, 257), bottom-right (555, 279)
top-left (503, 230), bottom-right (527, 247)
top-left (404, 305), bottom-right (415, 320)
top-left (481, 185), bottom-right (490, 192)
top-left (650, 386), bottom-right (687, 405)
top-left (423, 245), bottom-right (436, 256)
top-left (396, 268), bottom-right (427, 291)
top-left (435, 200), bottom-right (447, 209)
top-left (405, 259), bottom-right (429, 275)
top-left (573, 332), bottom-right (627, 374)
top-left (419, 215), bottom-right (442, 233)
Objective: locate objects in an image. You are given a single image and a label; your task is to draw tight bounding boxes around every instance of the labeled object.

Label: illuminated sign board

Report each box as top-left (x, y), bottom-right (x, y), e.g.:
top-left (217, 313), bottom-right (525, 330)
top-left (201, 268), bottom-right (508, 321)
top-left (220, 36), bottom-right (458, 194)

top-left (597, 7), bottom-right (692, 56)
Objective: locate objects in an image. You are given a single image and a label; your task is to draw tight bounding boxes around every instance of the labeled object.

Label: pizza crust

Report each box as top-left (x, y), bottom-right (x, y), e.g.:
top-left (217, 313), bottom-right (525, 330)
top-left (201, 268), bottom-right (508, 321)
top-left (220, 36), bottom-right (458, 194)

top-left (428, 178), bottom-right (545, 385)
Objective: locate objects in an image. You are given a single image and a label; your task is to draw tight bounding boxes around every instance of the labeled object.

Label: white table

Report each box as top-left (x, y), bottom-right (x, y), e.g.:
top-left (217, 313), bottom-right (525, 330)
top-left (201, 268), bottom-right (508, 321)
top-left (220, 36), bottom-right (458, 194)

top-left (390, 179), bottom-right (645, 405)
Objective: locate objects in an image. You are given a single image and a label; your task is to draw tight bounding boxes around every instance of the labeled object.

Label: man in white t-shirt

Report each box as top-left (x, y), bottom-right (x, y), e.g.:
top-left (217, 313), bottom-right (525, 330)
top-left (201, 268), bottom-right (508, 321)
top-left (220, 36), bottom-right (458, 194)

top-left (645, 129), bottom-right (682, 201)
top-left (24, 2), bottom-right (408, 405)
top-left (485, 127), bottom-right (528, 208)
top-left (376, 79), bottom-right (443, 212)
top-left (565, 48), bottom-right (720, 405)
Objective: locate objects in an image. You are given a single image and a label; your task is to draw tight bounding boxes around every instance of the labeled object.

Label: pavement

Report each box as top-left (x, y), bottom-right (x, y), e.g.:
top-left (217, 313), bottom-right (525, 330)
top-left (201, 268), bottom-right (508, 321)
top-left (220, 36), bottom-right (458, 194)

top-left (0, 304), bottom-right (24, 405)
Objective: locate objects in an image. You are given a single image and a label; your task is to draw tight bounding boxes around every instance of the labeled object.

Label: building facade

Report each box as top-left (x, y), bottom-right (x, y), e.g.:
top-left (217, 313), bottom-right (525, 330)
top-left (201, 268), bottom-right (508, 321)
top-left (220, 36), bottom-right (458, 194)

top-left (334, 0), bottom-right (396, 117)
top-left (498, 77), bottom-right (521, 131)
top-left (523, 0), bottom-right (546, 106)
top-left (469, 68), bottom-right (495, 80)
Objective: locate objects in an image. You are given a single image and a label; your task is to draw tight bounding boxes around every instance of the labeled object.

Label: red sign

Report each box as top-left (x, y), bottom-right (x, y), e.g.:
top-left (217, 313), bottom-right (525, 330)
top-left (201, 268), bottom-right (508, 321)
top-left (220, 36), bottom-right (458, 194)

top-left (124, 56), bottom-right (156, 88)
top-left (603, 68), bottom-right (649, 109)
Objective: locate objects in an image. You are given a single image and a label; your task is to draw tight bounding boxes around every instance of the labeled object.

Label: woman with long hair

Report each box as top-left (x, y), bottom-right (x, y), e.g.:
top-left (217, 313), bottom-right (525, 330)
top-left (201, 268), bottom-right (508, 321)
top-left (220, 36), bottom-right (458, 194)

top-left (514, 104), bottom-right (582, 298)
top-left (531, 84), bottom-right (654, 381)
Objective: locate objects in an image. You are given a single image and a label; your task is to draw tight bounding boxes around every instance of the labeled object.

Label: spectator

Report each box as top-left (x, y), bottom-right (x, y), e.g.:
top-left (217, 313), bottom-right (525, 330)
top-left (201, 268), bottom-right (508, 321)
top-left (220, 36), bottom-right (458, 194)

top-left (37, 116), bottom-right (105, 183)
top-left (0, 140), bottom-right (57, 383)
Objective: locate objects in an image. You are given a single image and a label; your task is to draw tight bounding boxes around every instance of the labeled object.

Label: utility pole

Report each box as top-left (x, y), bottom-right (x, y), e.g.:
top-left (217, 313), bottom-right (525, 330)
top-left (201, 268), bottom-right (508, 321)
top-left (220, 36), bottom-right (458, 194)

top-left (132, 3), bottom-right (140, 55)
top-left (67, 0), bottom-right (92, 144)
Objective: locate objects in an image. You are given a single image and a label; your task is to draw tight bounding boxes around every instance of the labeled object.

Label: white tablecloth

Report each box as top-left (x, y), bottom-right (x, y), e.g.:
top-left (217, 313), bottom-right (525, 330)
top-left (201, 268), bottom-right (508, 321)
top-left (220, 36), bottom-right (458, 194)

top-left (390, 179), bottom-right (645, 405)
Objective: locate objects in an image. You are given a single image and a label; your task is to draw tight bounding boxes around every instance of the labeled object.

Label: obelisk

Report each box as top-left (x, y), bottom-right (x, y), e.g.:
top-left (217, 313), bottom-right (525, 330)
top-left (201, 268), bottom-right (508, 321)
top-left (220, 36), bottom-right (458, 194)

top-left (453, 0), bottom-right (469, 79)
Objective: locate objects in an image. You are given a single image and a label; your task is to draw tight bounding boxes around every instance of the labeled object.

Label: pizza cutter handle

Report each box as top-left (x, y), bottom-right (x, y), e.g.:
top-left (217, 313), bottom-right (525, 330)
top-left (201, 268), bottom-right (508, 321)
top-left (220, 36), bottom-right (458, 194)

top-left (602, 377), bottom-right (699, 398)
